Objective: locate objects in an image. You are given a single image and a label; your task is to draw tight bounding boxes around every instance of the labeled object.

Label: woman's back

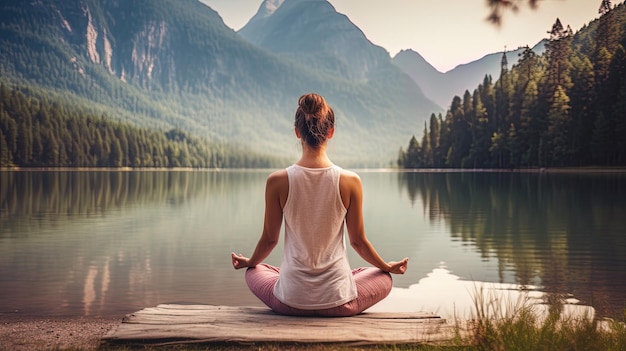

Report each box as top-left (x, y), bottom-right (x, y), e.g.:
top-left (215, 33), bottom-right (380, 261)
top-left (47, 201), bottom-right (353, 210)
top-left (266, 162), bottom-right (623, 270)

top-left (273, 164), bottom-right (357, 309)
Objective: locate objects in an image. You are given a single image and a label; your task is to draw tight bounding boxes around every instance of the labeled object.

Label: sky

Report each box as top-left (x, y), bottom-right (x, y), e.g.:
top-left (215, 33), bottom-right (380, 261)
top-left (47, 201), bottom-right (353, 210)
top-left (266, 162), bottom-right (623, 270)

top-left (200, 0), bottom-right (605, 73)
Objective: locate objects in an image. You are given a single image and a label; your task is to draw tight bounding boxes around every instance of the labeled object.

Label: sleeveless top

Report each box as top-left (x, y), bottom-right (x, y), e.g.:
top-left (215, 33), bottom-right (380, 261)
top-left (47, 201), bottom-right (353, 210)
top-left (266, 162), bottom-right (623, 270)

top-left (273, 164), bottom-right (357, 309)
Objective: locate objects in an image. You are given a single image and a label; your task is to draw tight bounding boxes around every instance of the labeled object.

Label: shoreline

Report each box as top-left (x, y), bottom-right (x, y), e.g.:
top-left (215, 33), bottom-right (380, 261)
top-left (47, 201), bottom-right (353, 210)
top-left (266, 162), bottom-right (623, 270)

top-left (0, 315), bottom-right (122, 351)
top-left (2, 166), bottom-right (626, 173)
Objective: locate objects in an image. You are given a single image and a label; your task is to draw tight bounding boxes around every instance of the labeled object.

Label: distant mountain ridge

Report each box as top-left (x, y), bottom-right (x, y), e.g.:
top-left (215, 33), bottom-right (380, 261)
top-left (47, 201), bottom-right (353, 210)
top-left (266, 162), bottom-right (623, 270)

top-left (392, 41), bottom-right (547, 109)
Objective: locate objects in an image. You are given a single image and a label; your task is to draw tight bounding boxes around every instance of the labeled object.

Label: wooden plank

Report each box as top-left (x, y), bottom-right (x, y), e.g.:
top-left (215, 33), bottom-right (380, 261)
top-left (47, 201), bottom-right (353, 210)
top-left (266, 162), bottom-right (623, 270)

top-left (130, 304), bottom-right (443, 322)
top-left (103, 304), bottom-right (461, 346)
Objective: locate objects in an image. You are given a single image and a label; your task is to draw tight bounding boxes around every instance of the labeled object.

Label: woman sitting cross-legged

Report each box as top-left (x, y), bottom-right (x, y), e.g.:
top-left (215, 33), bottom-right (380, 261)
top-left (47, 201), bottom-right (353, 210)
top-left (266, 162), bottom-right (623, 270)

top-left (231, 93), bottom-right (408, 317)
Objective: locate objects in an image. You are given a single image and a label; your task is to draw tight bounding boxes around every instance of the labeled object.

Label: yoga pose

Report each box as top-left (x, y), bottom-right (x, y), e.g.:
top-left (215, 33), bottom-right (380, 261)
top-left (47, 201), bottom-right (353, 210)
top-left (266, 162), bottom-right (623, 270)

top-left (231, 93), bottom-right (408, 316)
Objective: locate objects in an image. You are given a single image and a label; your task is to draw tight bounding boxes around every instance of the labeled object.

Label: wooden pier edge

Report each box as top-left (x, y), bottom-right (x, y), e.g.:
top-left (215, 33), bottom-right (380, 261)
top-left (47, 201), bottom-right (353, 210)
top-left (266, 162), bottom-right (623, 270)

top-left (102, 304), bottom-right (470, 347)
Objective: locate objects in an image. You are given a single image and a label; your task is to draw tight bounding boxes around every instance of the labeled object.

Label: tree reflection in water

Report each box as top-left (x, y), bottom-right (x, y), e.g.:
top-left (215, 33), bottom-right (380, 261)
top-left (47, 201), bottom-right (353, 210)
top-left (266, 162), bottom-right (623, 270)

top-left (398, 171), bottom-right (626, 321)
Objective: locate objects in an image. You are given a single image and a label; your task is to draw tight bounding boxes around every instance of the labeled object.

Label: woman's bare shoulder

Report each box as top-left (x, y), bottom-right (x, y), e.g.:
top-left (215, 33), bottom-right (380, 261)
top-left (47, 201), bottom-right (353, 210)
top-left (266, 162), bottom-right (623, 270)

top-left (266, 169), bottom-right (288, 187)
top-left (268, 169), bottom-right (288, 179)
top-left (339, 169), bottom-right (362, 190)
top-left (266, 169), bottom-right (289, 206)
top-left (340, 168), bottom-right (361, 181)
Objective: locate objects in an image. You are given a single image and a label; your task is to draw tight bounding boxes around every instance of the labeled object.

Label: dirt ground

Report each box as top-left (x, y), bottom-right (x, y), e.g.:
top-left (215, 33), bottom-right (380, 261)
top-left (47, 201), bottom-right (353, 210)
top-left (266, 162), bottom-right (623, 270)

top-left (0, 316), bottom-right (120, 351)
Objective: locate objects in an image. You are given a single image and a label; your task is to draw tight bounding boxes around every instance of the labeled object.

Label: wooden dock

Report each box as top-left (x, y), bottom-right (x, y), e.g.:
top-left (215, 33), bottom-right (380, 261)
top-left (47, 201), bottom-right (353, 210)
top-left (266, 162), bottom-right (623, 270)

top-left (103, 304), bottom-right (463, 346)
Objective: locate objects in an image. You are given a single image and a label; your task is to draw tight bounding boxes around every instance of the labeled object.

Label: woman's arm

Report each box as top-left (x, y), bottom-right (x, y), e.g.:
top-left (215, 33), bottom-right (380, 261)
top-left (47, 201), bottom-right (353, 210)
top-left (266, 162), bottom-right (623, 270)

top-left (232, 170), bottom-right (287, 269)
top-left (341, 171), bottom-right (408, 274)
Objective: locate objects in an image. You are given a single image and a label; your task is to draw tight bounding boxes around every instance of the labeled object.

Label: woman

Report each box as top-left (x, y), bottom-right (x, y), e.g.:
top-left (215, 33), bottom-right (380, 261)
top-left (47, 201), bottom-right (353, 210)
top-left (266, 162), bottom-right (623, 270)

top-left (231, 93), bottom-right (408, 317)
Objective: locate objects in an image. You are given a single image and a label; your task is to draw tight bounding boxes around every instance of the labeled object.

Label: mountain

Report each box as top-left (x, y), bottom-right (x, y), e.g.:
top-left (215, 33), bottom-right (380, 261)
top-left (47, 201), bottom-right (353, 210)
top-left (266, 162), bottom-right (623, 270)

top-left (0, 0), bottom-right (441, 167)
top-left (238, 0), bottom-right (442, 163)
top-left (239, 0), bottom-right (390, 81)
top-left (393, 41), bottom-right (547, 109)
top-left (1, 0), bottom-right (298, 156)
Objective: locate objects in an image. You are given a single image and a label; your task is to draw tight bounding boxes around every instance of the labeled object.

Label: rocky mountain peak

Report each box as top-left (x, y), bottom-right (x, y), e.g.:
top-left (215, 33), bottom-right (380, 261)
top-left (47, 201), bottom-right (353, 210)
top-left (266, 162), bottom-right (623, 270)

top-left (239, 0), bottom-right (389, 81)
top-left (258, 0), bottom-right (285, 18)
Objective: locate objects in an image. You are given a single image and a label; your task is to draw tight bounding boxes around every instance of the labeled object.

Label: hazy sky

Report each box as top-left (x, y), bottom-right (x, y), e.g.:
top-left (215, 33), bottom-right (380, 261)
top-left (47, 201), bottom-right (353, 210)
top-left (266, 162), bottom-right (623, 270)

top-left (201, 0), bottom-right (604, 72)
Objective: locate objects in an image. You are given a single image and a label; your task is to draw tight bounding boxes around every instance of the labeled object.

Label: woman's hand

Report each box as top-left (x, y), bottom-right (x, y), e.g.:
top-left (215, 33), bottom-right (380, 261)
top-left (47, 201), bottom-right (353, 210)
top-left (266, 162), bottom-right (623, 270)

top-left (386, 257), bottom-right (409, 274)
top-left (231, 252), bottom-right (251, 270)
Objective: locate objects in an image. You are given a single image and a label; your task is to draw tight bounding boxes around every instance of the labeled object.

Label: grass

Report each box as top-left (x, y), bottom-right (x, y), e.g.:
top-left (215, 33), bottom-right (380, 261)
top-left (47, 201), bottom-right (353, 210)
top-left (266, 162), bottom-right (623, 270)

top-left (456, 286), bottom-right (626, 351)
top-left (93, 292), bottom-right (626, 351)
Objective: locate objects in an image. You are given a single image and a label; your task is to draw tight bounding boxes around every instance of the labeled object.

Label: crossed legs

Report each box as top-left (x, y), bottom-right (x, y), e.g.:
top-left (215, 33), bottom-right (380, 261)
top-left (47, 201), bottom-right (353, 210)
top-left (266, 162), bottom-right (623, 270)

top-left (245, 263), bottom-right (392, 317)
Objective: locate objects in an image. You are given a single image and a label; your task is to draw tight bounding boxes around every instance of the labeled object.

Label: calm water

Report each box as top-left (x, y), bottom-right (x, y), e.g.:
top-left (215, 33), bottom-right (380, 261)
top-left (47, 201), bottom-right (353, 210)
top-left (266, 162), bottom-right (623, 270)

top-left (1, 170), bottom-right (625, 320)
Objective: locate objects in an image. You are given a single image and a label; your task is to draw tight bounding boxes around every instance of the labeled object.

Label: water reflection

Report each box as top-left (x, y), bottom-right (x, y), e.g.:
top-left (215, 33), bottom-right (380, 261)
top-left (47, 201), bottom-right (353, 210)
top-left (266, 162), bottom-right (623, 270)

top-left (0, 170), bottom-right (272, 318)
top-left (398, 171), bottom-right (626, 320)
top-left (1, 171), bottom-right (267, 226)
top-left (370, 264), bottom-right (592, 322)
top-left (1, 170), bottom-right (625, 321)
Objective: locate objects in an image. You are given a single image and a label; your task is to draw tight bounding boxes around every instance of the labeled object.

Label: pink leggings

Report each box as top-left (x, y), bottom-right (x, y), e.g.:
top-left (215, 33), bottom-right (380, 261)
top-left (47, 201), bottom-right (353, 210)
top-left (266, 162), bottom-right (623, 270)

top-left (245, 264), bottom-right (392, 317)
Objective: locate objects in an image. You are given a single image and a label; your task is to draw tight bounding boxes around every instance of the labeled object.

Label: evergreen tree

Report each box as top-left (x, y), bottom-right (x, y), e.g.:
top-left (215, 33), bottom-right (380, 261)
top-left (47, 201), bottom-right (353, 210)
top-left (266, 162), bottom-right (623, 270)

top-left (489, 131), bottom-right (507, 168)
top-left (479, 75), bottom-right (496, 123)
top-left (397, 147), bottom-right (406, 168)
top-left (494, 60), bottom-right (513, 137)
top-left (510, 46), bottom-right (543, 129)
top-left (531, 18), bottom-right (574, 167)
top-left (467, 89), bottom-right (490, 168)
top-left (42, 129), bottom-right (59, 166)
top-left (403, 135), bottom-right (421, 168)
top-left (517, 46), bottom-right (541, 83)
top-left (110, 139), bottom-right (123, 168)
top-left (420, 122), bottom-right (432, 167)
top-left (447, 94), bottom-right (471, 167)
top-left (568, 54), bottom-right (595, 165)
top-left (31, 121), bottom-right (43, 165)
top-left (493, 67), bottom-right (513, 167)
top-left (0, 110), bottom-right (18, 154)
top-left (594, 46), bottom-right (613, 95)
top-left (428, 113), bottom-right (440, 166)
top-left (605, 44), bottom-right (626, 165)
top-left (544, 18), bottom-right (574, 101)
top-left (596, 0), bottom-right (619, 61)
top-left (179, 142), bottom-right (190, 167)
top-left (600, 0), bottom-right (612, 14)
top-left (0, 131), bottom-right (11, 166)
top-left (546, 85), bottom-right (572, 166)
top-left (519, 79), bottom-right (540, 166)
top-left (16, 117), bottom-right (33, 166)
top-left (434, 113), bottom-right (449, 167)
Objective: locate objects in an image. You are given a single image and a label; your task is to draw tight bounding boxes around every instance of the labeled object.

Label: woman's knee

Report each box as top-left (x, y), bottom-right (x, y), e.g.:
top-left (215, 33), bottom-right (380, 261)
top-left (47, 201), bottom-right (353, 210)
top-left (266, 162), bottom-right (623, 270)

top-left (380, 271), bottom-right (392, 293)
top-left (245, 264), bottom-right (279, 297)
top-left (355, 268), bottom-right (392, 291)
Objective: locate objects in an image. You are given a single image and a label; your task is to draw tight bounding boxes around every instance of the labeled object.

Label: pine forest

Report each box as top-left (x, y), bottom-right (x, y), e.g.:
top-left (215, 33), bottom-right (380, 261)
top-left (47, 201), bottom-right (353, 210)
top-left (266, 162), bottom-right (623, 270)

top-left (399, 1), bottom-right (626, 169)
top-left (0, 84), bottom-right (283, 168)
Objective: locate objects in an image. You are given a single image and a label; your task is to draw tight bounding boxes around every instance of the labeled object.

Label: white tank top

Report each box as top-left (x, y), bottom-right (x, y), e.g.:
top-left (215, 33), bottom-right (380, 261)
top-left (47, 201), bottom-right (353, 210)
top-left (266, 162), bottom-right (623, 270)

top-left (273, 164), bottom-right (357, 309)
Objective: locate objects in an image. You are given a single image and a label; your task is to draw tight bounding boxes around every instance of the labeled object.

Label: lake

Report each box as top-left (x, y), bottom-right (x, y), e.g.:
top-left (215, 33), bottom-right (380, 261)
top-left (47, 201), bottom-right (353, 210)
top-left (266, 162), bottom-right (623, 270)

top-left (1, 170), bottom-right (625, 321)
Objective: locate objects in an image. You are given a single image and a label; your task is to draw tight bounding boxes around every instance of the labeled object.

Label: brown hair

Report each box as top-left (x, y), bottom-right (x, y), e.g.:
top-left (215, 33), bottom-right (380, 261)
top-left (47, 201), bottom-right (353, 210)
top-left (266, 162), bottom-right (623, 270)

top-left (294, 93), bottom-right (335, 148)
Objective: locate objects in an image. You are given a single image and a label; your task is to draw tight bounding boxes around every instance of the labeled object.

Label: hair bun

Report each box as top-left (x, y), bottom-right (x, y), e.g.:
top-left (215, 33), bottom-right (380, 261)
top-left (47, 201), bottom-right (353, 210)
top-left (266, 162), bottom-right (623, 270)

top-left (294, 93), bottom-right (335, 148)
top-left (298, 94), bottom-right (323, 116)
